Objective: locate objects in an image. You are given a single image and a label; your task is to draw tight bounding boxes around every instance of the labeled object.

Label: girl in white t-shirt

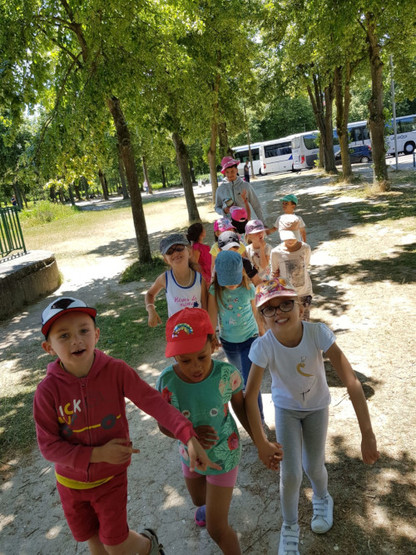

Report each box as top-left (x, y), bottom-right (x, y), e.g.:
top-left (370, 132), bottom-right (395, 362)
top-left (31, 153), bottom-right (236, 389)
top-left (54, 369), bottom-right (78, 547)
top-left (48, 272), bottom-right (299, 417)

top-left (245, 219), bottom-right (272, 281)
top-left (145, 233), bottom-right (208, 327)
top-left (245, 278), bottom-right (380, 555)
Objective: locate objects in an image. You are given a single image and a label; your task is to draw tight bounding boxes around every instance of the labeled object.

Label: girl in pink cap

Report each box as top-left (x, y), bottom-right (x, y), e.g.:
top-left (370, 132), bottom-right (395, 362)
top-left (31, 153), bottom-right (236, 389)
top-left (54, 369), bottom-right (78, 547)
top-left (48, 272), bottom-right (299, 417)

top-left (245, 278), bottom-right (379, 555)
top-left (215, 156), bottom-right (264, 222)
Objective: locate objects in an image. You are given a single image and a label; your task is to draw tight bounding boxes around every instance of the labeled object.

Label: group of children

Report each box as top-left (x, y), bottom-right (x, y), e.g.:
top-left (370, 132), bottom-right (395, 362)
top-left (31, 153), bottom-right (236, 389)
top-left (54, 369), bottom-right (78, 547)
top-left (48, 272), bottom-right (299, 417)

top-left (34, 155), bottom-right (380, 555)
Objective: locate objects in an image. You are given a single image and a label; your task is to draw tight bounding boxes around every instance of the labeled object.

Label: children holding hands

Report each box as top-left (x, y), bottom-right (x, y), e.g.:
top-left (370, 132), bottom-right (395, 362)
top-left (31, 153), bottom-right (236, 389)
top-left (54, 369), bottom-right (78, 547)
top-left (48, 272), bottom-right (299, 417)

top-left (34, 297), bottom-right (218, 555)
top-left (245, 279), bottom-right (379, 555)
top-left (157, 307), bottom-right (266, 554)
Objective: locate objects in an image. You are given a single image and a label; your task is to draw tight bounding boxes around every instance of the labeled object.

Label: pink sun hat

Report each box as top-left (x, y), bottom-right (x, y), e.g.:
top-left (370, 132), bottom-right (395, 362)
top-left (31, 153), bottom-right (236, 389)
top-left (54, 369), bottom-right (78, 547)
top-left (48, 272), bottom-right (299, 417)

top-left (230, 206), bottom-right (248, 222)
top-left (245, 219), bottom-right (265, 235)
top-left (255, 278), bottom-right (298, 308)
top-left (221, 156), bottom-right (240, 174)
top-left (214, 218), bottom-right (235, 233)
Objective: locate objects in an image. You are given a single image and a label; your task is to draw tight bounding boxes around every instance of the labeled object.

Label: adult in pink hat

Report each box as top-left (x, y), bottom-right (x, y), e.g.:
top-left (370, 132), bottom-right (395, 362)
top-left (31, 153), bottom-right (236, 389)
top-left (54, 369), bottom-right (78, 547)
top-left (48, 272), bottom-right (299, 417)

top-left (215, 156), bottom-right (264, 222)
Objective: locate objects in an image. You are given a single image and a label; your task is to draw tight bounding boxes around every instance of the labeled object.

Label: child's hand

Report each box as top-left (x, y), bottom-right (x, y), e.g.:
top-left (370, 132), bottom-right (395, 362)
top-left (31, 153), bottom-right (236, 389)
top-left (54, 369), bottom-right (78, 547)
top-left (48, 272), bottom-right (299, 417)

top-left (187, 437), bottom-right (222, 472)
top-left (212, 335), bottom-right (221, 351)
top-left (361, 432), bottom-right (380, 465)
top-left (91, 438), bottom-right (139, 465)
top-left (147, 308), bottom-right (162, 327)
top-left (241, 189), bottom-right (248, 202)
top-left (195, 425), bottom-right (219, 450)
top-left (258, 440), bottom-right (283, 471)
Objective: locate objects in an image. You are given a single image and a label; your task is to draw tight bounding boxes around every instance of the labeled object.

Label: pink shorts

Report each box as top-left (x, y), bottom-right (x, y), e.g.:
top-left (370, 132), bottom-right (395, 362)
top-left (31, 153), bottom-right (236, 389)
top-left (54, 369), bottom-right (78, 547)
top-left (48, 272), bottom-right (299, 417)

top-left (181, 462), bottom-right (238, 487)
top-left (56, 471), bottom-right (129, 546)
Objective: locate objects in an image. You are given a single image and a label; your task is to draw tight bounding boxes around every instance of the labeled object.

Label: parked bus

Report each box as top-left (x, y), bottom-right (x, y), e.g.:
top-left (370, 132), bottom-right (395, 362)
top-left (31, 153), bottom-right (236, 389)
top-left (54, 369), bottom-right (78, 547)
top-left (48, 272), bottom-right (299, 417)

top-left (291, 131), bottom-right (319, 170)
top-left (347, 115), bottom-right (416, 155)
top-left (231, 143), bottom-right (263, 176)
top-left (385, 114), bottom-right (416, 155)
top-left (258, 136), bottom-right (294, 174)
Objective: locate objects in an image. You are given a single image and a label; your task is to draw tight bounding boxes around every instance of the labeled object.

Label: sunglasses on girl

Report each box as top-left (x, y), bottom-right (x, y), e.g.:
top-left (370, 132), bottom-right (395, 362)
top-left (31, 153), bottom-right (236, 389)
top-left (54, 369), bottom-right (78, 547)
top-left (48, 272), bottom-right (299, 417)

top-left (166, 244), bottom-right (186, 256)
top-left (260, 299), bottom-right (296, 318)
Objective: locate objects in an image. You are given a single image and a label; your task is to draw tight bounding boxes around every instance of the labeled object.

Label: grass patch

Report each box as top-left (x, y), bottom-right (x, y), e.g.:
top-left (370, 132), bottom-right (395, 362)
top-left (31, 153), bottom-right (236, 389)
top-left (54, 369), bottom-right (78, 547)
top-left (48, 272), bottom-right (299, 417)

top-left (0, 348), bottom-right (47, 464)
top-left (119, 255), bottom-right (167, 283)
top-left (96, 291), bottom-right (168, 366)
top-left (19, 200), bottom-right (81, 226)
top-left (329, 170), bottom-right (416, 227)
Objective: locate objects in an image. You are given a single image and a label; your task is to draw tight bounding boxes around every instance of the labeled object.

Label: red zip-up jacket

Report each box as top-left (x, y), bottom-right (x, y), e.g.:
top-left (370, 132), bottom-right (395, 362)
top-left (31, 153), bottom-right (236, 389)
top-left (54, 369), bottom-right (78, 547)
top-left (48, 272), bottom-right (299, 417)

top-left (33, 349), bottom-right (196, 484)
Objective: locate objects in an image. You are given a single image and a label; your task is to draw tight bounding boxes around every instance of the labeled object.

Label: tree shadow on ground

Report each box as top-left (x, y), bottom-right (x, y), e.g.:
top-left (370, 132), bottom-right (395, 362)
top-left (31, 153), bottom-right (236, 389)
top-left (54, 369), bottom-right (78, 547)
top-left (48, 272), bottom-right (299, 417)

top-left (261, 172), bottom-right (415, 254)
top-left (297, 441), bottom-right (416, 554)
top-left (324, 361), bottom-right (379, 400)
top-left (321, 243), bottom-right (416, 285)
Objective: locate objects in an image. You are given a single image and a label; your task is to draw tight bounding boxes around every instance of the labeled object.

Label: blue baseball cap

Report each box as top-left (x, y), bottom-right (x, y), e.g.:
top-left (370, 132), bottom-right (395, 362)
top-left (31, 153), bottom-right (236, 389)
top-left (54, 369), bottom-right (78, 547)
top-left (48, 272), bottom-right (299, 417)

top-left (215, 250), bottom-right (243, 286)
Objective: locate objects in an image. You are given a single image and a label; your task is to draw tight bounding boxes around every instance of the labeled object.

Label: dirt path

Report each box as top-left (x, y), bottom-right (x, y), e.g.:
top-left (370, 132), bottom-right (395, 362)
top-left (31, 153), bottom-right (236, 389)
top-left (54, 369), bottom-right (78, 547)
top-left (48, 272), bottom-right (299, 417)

top-left (1, 175), bottom-right (415, 554)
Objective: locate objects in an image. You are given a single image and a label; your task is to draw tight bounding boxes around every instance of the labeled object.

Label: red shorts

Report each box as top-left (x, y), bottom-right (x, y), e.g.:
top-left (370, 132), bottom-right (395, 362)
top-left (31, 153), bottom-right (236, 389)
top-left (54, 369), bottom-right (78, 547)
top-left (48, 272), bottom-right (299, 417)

top-left (56, 471), bottom-right (129, 546)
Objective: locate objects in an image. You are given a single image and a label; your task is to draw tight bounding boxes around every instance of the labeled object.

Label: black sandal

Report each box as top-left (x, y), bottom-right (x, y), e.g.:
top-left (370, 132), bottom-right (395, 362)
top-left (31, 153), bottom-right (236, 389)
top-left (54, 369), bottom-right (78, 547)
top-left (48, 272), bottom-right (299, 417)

top-left (140, 528), bottom-right (165, 554)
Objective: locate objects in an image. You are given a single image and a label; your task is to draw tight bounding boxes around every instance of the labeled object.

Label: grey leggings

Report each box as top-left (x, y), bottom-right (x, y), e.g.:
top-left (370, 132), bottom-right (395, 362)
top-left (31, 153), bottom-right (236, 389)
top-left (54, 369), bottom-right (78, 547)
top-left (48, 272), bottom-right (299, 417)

top-left (275, 406), bottom-right (329, 525)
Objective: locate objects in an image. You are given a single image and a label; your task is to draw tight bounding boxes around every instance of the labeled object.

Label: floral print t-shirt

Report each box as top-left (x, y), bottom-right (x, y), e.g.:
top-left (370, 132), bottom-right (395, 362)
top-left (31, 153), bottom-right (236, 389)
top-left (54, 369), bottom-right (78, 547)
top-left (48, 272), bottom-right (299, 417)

top-left (157, 360), bottom-right (243, 474)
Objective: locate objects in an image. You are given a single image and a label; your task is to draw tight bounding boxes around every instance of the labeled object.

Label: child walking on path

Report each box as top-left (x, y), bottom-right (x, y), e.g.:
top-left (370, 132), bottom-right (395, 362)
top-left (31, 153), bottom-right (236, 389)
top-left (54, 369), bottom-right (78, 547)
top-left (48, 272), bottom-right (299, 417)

top-left (245, 219), bottom-right (272, 281)
top-left (267, 194), bottom-right (306, 242)
top-left (245, 279), bottom-right (380, 555)
top-left (270, 228), bottom-right (313, 321)
top-left (145, 233), bottom-right (208, 327)
top-left (34, 297), bottom-right (218, 555)
top-left (208, 250), bottom-right (264, 421)
top-left (186, 223), bottom-right (212, 285)
top-left (157, 308), bottom-right (255, 555)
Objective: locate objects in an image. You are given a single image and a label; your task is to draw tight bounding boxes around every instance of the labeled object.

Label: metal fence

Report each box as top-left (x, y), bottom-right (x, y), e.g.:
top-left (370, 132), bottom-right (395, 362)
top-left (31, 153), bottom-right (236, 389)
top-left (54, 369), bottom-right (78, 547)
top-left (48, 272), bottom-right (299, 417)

top-left (0, 206), bottom-right (27, 260)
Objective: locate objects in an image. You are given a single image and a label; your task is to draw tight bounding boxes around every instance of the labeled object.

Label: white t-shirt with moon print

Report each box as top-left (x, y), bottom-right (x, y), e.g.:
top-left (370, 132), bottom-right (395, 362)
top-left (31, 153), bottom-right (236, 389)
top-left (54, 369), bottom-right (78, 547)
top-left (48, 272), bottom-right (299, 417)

top-left (249, 322), bottom-right (336, 411)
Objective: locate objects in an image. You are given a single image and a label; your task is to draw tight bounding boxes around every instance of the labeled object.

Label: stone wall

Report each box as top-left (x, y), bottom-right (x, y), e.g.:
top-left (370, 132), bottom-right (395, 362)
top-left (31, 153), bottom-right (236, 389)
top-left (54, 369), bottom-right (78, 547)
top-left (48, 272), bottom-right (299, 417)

top-left (0, 251), bottom-right (60, 320)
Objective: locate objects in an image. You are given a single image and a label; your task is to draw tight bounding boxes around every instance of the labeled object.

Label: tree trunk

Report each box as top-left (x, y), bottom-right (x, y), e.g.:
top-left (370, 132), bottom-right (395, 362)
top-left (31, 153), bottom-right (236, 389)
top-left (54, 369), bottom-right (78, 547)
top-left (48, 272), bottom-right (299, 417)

top-left (117, 143), bottom-right (129, 199)
top-left (208, 118), bottom-right (219, 202)
top-left (13, 182), bottom-right (23, 209)
top-left (161, 164), bottom-right (167, 188)
top-left (323, 84), bottom-right (337, 173)
top-left (106, 96), bottom-right (152, 263)
top-left (142, 156), bottom-right (153, 194)
top-left (68, 183), bottom-right (76, 206)
top-left (172, 131), bottom-right (200, 223)
top-left (208, 67), bottom-right (221, 202)
top-left (307, 75), bottom-right (337, 173)
top-left (74, 183), bottom-right (82, 200)
top-left (218, 121), bottom-right (232, 159)
top-left (365, 12), bottom-right (389, 189)
top-left (334, 65), bottom-right (353, 181)
top-left (189, 160), bottom-right (196, 184)
top-left (80, 176), bottom-right (89, 198)
top-left (98, 168), bottom-right (109, 200)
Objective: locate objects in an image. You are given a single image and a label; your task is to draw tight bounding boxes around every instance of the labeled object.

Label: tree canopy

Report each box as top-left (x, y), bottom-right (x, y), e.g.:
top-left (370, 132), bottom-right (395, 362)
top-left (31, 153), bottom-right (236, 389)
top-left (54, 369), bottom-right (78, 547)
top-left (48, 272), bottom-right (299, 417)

top-left (1, 0), bottom-right (415, 234)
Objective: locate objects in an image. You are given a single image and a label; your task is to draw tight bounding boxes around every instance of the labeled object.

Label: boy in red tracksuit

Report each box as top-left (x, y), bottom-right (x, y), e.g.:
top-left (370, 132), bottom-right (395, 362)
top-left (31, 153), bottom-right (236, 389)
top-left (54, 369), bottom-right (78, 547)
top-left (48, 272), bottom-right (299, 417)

top-left (34, 296), bottom-right (219, 555)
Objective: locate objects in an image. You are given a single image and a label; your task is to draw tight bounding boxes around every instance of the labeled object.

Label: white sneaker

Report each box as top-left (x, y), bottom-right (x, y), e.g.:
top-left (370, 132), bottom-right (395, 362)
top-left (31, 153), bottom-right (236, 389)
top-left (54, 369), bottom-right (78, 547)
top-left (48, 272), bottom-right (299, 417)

top-left (278, 523), bottom-right (300, 555)
top-left (311, 493), bottom-right (333, 534)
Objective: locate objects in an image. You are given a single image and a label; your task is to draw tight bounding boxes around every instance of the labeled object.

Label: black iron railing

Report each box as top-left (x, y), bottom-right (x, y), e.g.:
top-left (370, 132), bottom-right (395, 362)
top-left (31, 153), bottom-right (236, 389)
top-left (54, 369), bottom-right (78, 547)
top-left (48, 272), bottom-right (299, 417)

top-left (0, 206), bottom-right (27, 260)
